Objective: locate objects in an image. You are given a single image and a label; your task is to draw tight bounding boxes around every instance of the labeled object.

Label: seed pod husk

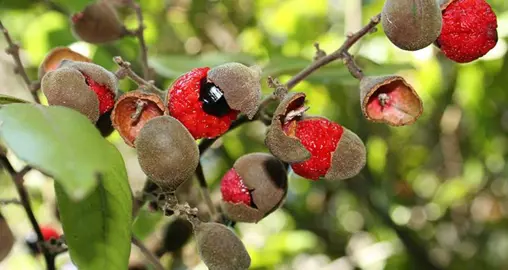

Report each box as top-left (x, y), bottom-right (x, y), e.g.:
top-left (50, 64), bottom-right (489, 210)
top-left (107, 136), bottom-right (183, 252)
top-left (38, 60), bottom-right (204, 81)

top-left (265, 92), bottom-right (310, 163)
top-left (111, 91), bottom-right (167, 147)
top-left (381, 0), bottom-right (442, 51)
top-left (0, 212), bottom-right (14, 262)
top-left (221, 153), bottom-right (288, 223)
top-left (324, 127), bottom-right (367, 180)
top-left (71, 1), bottom-right (126, 44)
top-left (41, 67), bottom-right (100, 123)
top-left (195, 222), bottom-right (251, 270)
top-left (60, 61), bottom-right (118, 97)
top-left (38, 47), bottom-right (92, 80)
top-left (135, 116), bottom-right (199, 192)
top-left (359, 75), bottom-right (423, 126)
top-left (207, 63), bottom-right (262, 119)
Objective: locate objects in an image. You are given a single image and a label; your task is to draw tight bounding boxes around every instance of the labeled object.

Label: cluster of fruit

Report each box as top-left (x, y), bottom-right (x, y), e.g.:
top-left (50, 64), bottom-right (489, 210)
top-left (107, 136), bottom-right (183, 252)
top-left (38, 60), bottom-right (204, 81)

top-left (382, 0), bottom-right (498, 63)
top-left (4, 0), bottom-right (498, 268)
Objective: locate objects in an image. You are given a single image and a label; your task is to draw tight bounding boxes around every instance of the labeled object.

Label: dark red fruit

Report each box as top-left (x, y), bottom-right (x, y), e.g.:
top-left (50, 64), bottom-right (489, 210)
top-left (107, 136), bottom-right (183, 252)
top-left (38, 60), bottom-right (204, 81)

top-left (284, 118), bottom-right (343, 180)
top-left (220, 168), bottom-right (252, 206)
top-left (167, 67), bottom-right (239, 139)
top-left (437, 0), bottom-right (498, 63)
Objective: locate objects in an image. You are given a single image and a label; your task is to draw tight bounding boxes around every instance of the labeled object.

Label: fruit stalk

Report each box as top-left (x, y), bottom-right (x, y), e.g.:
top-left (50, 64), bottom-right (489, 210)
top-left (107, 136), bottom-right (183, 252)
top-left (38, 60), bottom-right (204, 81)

top-left (131, 236), bottom-right (165, 270)
top-left (0, 155), bottom-right (56, 269)
top-left (285, 13), bottom-right (381, 89)
top-left (124, 0), bottom-right (152, 80)
top-left (0, 20), bottom-right (40, 103)
top-left (113, 56), bottom-right (164, 95)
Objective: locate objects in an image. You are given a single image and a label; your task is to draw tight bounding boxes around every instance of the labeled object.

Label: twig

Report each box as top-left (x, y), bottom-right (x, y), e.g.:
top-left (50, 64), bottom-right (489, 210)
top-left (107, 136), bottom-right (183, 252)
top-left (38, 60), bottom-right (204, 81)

top-left (0, 198), bottom-right (22, 205)
top-left (0, 20), bottom-right (41, 103)
top-left (342, 52), bottom-right (364, 79)
top-left (195, 162), bottom-right (217, 218)
top-left (113, 56), bottom-right (163, 95)
top-left (198, 14), bottom-right (381, 156)
top-left (0, 157), bottom-right (55, 270)
top-left (132, 236), bottom-right (165, 270)
top-left (125, 0), bottom-right (151, 80)
top-left (285, 14), bottom-right (380, 89)
top-left (158, 192), bottom-right (201, 227)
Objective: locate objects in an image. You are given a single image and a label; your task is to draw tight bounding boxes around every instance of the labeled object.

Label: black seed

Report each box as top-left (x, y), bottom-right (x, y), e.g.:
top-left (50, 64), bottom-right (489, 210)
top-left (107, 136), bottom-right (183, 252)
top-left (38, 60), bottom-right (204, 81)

top-left (199, 78), bottom-right (232, 117)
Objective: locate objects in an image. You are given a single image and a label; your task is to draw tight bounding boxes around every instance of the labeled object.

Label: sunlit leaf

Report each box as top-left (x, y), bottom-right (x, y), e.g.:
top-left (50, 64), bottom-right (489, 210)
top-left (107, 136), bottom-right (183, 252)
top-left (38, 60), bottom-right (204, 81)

top-left (0, 104), bottom-right (116, 199)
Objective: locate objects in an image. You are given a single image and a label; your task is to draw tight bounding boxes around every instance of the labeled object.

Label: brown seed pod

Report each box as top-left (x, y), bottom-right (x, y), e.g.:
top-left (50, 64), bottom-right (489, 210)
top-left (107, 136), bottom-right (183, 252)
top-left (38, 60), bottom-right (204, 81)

top-left (265, 92), bottom-right (310, 163)
top-left (60, 61), bottom-right (118, 97)
top-left (111, 91), bottom-right (167, 147)
top-left (41, 67), bottom-right (100, 123)
top-left (207, 63), bottom-right (262, 119)
top-left (220, 153), bottom-right (288, 223)
top-left (135, 116), bottom-right (199, 192)
top-left (324, 127), bottom-right (367, 181)
top-left (381, 0), bottom-right (442, 51)
top-left (360, 75), bottom-right (423, 126)
top-left (38, 47), bottom-right (92, 80)
top-left (0, 212), bottom-right (14, 262)
top-left (194, 222), bottom-right (251, 270)
top-left (71, 1), bottom-right (126, 44)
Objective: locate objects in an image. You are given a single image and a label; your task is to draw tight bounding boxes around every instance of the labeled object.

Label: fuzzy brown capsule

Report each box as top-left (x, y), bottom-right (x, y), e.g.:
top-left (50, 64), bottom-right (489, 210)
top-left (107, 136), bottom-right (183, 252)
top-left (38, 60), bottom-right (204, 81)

top-left (38, 47), bottom-right (91, 80)
top-left (41, 67), bottom-right (101, 122)
top-left (381, 0), bottom-right (442, 51)
top-left (71, 1), bottom-right (126, 44)
top-left (265, 92), bottom-right (311, 163)
top-left (195, 222), bottom-right (251, 270)
top-left (0, 212), bottom-right (14, 262)
top-left (360, 75), bottom-right (423, 126)
top-left (41, 61), bottom-right (118, 122)
top-left (207, 63), bottom-right (262, 119)
top-left (220, 153), bottom-right (288, 223)
top-left (111, 91), bottom-right (167, 147)
top-left (135, 116), bottom-right (199, 192)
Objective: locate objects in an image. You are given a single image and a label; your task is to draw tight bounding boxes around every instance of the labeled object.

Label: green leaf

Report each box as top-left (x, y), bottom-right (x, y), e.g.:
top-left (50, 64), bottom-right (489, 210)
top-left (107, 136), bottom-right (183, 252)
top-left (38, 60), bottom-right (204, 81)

top-left (149, 53), bottom-right (256, 79)
top-left (55, 152), bottom-right (132, 270)
top-left (0, 94), bottom-right (29, 105)
top-left (0, 104), bottom-right (115, 199)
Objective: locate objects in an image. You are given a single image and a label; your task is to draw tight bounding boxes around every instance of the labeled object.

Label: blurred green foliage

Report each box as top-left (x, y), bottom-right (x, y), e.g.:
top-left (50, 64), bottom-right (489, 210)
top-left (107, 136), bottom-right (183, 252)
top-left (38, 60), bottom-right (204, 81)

top-left (1, 0), bottom-right (508, 269)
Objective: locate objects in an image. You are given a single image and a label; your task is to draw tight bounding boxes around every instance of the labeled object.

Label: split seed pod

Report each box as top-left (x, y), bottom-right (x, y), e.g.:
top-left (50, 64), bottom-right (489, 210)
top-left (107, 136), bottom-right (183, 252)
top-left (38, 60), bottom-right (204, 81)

top-left (359, 75), bottom-right (423, 126)
top-left (286, 116), bottom-right (366, 181)
top-left (220, 153), bottom-right (288, 223)
top-left (38, 47), bottom-right (91, 79)
top-left (41, 67), bottom-right (100, 122)
top-left (0, 212), bottom-right (14, 262)
top-left (206, 63), bottom-right (262, 119)
top-left (112, 91), bottom-right (167, 147)
top-left (41, 61), bottom-right (118, 123)
top-left (71, 1), bottom-right (126, 44)
top-left (195, 222), bottom-right (251, 270)
top-left (381, 0), bottom-right (442, 51)
top-left (135, 116), bottom-right (199, 192)
top-left (265, 92), bottom-right (311, 163)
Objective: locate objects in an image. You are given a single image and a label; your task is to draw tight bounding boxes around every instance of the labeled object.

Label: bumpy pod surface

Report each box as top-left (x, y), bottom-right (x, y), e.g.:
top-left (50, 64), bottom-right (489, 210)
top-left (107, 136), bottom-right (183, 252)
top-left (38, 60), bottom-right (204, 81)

top-left (195, 222), bottom-right (251, 270)
top-left (135, 116), bottom-right (199, 192)
top-left (381, 0), bottom-right (443, 51)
